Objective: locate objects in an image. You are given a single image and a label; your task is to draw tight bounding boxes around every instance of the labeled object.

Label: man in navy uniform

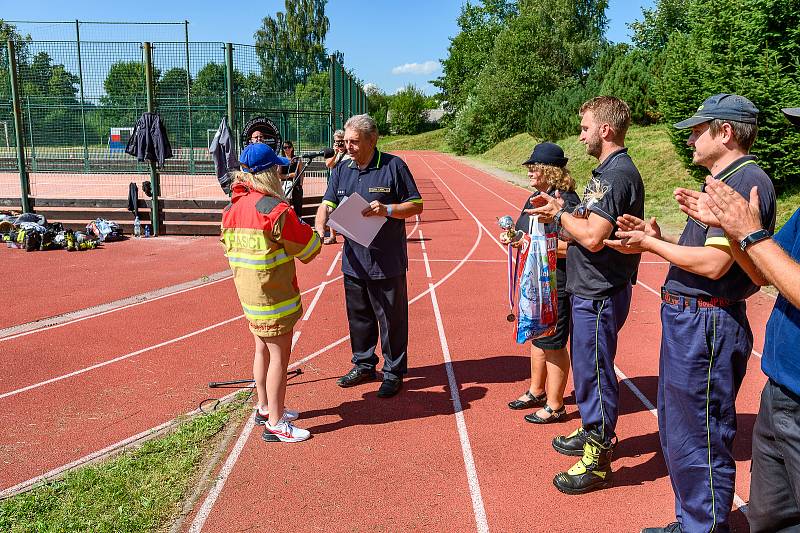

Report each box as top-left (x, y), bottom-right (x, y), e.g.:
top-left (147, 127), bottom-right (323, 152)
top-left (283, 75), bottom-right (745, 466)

top-left (675, 106), bottom-right (800, 533)
top-left (606, 94), bottom-right (777, 533)
top-left (315, 114), bottom-right (423, 398)
top-left (531, 96), bottom-right (645, 494)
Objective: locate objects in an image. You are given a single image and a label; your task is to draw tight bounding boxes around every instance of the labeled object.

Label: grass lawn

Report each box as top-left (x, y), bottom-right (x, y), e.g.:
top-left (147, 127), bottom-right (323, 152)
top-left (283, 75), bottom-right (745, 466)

top-left (0, 394), bottom-right (251, 533)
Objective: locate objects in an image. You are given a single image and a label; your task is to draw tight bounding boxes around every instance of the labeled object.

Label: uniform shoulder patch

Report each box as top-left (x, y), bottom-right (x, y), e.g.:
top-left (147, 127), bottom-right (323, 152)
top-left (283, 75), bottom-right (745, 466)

top-left (255, 195), bottom-right (283, 215)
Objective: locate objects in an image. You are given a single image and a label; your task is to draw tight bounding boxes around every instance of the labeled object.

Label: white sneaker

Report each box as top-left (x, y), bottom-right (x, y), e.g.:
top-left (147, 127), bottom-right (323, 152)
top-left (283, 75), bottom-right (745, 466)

top-left (254, 407), bottom-right (299, 424)
top-left (262, 418), bottom-right (311, 443)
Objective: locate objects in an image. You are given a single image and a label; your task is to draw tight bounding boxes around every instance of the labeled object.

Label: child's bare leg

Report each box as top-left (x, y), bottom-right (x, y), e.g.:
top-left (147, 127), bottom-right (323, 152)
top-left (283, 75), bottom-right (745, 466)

top-left (252, 333), bottom-right (270, 412)
top-left (264, 331), bottom-right (293, 426)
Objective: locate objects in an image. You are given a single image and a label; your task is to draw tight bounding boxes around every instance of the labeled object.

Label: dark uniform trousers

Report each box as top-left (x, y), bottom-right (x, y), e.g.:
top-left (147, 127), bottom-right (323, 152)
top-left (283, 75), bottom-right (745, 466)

top-left (569, 283), bottom-right (632, 443)
top-left (659, 300), bottom-right (751, 533)
top-left (748, 379), bottom-right (800, 533)
top-left (344, 273), bottom-right (408, 380)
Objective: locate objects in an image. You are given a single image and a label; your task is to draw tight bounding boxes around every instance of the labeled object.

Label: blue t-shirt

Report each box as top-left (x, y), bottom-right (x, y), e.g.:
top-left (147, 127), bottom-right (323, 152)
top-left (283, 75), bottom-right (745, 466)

top-left (322, 149), bottom-right (422, 279)
top-left (762, 207), bottom-right (800, 396)
top-left (665, 156), bottom-right (776, 300)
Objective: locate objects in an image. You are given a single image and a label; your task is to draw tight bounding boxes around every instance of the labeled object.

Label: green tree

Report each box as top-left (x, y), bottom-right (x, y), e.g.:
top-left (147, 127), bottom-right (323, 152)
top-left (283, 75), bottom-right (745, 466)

top-left (366, 84), bottom-right (391, 135)
top-left (432, 1), bottom-right (516, 120)
top-left (448, 0), bottom-right (609, 153)
top-left (254, 0), bottom-right (330, 91)
top-left (655, 0), bottom-right (800, 189)
top-left (389, 85), bottom-right (428, 135)
top-left (628, 0), bottom-right (691, 53)
top-left (158, 67), bottom-right (190, 100)
top-left (99, 61), bottom-right (150, 132)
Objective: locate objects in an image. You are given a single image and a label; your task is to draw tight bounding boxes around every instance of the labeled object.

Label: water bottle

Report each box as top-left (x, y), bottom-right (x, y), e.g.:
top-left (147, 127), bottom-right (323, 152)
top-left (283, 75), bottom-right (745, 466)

top-left (133, 216), bottom-right (141, 238)
top-left (144, 225), bottom-right (151, 238)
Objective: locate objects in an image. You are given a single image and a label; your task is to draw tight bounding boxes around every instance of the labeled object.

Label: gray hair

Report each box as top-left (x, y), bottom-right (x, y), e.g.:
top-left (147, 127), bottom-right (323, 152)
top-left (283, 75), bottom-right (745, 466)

top-left (344, 114), bottom-right (378, 139)
top-left (333, 129), bottom-right (345, 140)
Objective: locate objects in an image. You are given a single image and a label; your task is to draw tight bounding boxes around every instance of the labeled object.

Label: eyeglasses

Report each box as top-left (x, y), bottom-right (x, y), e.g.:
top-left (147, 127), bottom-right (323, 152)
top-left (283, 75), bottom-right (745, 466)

top-left (283, 145), bottom-right (292, 150)
top-left (333, 141), bottom-right (345, 146)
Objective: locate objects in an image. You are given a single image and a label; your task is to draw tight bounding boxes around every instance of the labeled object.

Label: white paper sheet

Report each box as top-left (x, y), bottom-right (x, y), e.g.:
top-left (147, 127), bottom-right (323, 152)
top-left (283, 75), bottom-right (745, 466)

top-left (327, 192), bottom-right (386, 248)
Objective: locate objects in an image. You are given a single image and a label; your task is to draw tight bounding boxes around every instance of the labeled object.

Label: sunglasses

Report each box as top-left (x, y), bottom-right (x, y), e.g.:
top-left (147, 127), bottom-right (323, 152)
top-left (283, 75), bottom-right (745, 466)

top-left (334, 141), bottom-right (345, 146)
top-left (283, 146), bottom-right (292, 150)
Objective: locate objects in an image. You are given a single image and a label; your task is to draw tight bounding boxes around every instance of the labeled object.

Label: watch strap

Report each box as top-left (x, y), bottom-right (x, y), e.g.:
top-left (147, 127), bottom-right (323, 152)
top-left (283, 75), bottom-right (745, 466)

top-left (739, 229), bottom-right (771, 251)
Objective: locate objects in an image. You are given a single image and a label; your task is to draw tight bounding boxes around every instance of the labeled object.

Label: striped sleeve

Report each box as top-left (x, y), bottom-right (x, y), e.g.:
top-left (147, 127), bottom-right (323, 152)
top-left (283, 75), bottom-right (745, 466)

top-left (277, 210), bottom-right (321, 264)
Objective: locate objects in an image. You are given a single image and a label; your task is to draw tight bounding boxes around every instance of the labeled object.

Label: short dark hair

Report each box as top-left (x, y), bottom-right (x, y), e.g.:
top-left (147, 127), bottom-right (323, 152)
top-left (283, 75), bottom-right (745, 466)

top-left (708, 119), bottom-right (758, 151)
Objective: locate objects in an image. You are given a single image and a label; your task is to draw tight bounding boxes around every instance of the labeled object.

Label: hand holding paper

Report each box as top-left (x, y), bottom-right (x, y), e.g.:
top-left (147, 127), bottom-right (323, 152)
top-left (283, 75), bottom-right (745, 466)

top-left (327, 192), bottom-right (387, 248)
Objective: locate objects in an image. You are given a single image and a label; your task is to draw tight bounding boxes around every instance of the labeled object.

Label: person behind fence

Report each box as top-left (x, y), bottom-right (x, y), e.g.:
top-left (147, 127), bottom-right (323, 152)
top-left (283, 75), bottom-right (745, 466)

top-left (604, 94), bottom-right (776, 533)
top-left (280, 140), bottom-right (305, 219)
top-left (221, 142), bottom-right (322, 443)
top-left (673, 106), bottom-right (800, 533)
top-left (504, 142), bottom-right (580, 425)
top-left (314, 114), bottom-right (423, 398)
top-left (529, 96), bottom-right (644, 495)
top-left (322, 129), bottom-right (349, 245)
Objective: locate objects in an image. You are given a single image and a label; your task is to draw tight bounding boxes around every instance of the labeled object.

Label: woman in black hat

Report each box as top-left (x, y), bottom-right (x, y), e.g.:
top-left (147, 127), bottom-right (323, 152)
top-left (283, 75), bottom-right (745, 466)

top-left (505, 142), bottom-right (580, 424)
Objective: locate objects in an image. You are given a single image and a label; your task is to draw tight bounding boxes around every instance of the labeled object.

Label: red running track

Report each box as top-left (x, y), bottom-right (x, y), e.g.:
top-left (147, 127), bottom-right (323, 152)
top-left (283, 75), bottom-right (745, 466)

top-left (0, 151), bottom-right (773, 532)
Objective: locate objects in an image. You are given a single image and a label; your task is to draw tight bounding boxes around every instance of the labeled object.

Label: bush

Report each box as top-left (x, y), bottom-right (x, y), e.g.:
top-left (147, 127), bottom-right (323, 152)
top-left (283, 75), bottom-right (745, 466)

top-left (389, 85), bottom-right (428, 135)
top-left (527, 81), bottom-right (597, 141)
top-left (654, 0), bottom-right (800, 190)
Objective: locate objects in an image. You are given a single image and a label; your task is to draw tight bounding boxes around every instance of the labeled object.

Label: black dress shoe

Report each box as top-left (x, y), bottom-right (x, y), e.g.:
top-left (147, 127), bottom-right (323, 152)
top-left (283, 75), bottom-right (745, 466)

top-left (377, 377), bottom-right (402, 398)
top-left (508, 390), bottom-right (547, 410)
top-left (641, 523), bottom-right (682, 533)
top-left (336, 367), bottom-right (376, 388)
top-left (524, 404), bottom-right (566, 424)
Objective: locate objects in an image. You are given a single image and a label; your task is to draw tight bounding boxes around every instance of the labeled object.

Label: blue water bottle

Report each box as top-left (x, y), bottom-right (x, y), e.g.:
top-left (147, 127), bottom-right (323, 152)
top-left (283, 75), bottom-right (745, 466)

top-left (144, 225), bottom-right (151, 238)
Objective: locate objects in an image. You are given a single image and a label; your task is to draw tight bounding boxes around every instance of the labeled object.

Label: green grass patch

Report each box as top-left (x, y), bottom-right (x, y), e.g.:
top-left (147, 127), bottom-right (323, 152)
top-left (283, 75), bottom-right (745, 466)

top-left (0, 395), bottom-right (250, 533)
top-left (378, 129), bottom-right (451, 153)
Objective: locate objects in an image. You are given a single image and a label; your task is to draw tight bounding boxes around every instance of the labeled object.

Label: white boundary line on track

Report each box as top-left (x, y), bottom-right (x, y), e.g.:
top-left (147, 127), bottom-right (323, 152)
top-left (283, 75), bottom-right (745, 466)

top-left (434, 153), bottom-right (752, 513)
top-left (0, 277), bottom-right (341, 401)
top-left (420, 226), bottom-right (489, 533)
top-left (0, 271), bottom-right (233, 342)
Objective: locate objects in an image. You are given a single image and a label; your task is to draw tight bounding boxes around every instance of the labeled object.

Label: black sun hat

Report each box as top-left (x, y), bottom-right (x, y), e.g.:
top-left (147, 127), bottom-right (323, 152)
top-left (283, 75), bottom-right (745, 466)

top-left (522, 142), bottom-right (568, 168)
top-left (783, 108), bottom-right (800, 126)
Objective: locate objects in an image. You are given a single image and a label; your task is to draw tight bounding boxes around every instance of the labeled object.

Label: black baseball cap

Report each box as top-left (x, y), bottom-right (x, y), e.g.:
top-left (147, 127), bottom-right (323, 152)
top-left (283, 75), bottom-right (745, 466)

top-left (674, 93), bottom-right (759, 129)
top-left (782, 108), bottom-right (800, 126)
top-left (522, 142), bottom-right (568, 168)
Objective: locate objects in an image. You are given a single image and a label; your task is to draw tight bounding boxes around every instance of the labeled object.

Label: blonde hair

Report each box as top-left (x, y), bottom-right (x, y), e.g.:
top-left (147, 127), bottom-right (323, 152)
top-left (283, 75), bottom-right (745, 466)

top-left (580, 96), bottom-right (631, 139)
top-left (230, 167), bottom-right (287, 202)
top-left (528, 163), bottom-right (576, 192)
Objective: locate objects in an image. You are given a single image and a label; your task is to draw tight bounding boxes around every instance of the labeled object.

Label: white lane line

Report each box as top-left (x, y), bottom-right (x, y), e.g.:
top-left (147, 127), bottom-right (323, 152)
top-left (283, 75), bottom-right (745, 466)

top-left (326, 250), bottom-right (342, 276)
top-left (0, 272), bottom-right (233, 342)
top-left (430, 285), bottom-right (488, 533)
top-left (419, 230), bottom-right (432, 279)
top-left (0, 278), bottom-right (343, 401)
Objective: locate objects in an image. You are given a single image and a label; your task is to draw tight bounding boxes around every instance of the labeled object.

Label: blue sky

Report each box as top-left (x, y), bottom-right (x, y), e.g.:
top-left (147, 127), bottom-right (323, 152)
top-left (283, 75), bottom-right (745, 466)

top-left (4, 0), bottom-right (655, 95)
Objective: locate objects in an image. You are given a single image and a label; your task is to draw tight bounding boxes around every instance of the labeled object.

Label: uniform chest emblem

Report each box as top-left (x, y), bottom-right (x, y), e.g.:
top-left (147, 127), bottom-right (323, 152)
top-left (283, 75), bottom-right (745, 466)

top-left (368, 187), bottom-right (391, 193)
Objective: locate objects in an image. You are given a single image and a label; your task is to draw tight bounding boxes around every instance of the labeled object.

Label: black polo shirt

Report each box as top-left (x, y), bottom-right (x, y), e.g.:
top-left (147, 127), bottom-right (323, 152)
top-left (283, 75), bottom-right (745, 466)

top-left (566, 148), bottom-right (645, 299)
top-left (323, 149), bottom-right (422, 280)
top-left (664, 155), bottom-right (776, 301)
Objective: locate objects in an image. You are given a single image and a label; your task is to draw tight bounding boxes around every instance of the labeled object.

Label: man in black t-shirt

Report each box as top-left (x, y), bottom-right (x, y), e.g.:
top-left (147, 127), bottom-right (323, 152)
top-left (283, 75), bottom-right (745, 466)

top-left (315, 114), bottom-right (423, 399)
top-left (531, 96), bottom-right (644, 495)
top-left (606, 94), bottom-right (776, 533)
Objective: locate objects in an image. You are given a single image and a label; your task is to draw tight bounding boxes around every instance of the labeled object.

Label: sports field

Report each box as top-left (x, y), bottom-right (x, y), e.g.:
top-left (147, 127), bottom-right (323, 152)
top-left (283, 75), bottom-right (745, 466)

top-left (0, 152), bottom-right (768, 531)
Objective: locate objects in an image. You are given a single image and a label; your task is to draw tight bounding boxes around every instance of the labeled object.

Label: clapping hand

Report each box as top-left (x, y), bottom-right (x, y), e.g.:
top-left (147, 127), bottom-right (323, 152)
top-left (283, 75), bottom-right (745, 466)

top-left (702, 178), bottom-right (763, 241)
top-left (674, 186), bottom-right (720, 228)
top-left (524, 191), bottom-right (564, 223)
top-left (603, 214), bottom-right (659, 254)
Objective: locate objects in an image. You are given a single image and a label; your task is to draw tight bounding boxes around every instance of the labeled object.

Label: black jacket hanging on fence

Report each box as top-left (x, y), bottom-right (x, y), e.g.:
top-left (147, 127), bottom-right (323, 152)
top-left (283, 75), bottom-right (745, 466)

top-left (127, 182), bottom-right (139, 218)
top-left (125, 112), bottom-right (173, 168)
top-left (209, 116), bottom-right (238, 195)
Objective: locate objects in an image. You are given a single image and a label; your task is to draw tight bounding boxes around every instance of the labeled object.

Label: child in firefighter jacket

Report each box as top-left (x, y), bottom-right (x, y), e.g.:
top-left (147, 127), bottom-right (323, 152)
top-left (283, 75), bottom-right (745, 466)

top-left (221, 143), bottom-right (321, 442)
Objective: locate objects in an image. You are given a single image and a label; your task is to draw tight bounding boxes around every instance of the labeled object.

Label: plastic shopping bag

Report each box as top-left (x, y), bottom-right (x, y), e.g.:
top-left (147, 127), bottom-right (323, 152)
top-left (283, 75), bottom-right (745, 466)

top-left (513, 218), bottom-right (558, 343)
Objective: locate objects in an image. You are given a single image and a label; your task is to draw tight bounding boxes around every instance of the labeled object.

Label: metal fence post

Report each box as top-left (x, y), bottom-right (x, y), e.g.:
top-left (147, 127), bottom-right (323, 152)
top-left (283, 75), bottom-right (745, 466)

top-left (184, 21), bottom-right (195, 173)
top-left (75, 20), bottom-right (89, 171)
top-left (143, 41), bottom-right (161, 236)
top-left (8, 40), bottom-right (32, 213)
top-left (225, 43), bottom-right (236, 140)
top-left (329, 55), bottom-right (335, 138)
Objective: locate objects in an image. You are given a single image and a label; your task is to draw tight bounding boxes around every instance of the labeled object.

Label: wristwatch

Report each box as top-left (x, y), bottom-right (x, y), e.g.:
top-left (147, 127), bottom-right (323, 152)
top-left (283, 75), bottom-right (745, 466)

top-left (739, 229), bottom-right (771, 251)
top-left (553, 208), bottom-right (566, 227)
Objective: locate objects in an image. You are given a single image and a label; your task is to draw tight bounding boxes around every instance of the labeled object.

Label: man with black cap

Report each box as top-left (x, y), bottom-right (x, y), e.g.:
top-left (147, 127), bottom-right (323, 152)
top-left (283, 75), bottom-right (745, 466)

top-left (605, 93), bottom-right (777, 533)
top-left (530, 96), bottom-right (644, 495)
top-left (673, 107), bottom-right (800, 533)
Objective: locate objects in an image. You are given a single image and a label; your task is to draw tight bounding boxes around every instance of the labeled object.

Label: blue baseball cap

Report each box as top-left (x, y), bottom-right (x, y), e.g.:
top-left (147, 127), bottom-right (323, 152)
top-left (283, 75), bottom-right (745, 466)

top-left (674, 93), bottom-right (759, 129)
top-left (239, 143), bottom-right (289, 173)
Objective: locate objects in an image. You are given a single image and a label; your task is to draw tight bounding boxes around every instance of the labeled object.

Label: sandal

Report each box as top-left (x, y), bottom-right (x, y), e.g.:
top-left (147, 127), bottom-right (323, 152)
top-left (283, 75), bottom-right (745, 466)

top-left (508, 390), bottom-right (546, 410)
top-left (323, 236), bottom-right (338, 244)
top-left (524, 404), bottom-right (566, 424)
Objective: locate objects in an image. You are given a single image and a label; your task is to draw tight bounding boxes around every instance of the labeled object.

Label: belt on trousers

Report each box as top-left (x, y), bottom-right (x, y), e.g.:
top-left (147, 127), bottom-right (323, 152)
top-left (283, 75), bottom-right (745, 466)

top-left (661, 288), bottom-right (734, 308)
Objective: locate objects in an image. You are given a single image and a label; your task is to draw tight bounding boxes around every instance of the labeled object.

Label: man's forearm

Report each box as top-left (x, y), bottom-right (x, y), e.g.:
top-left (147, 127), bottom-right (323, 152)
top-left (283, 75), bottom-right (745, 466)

top-left (314, 203), bottom-right (331, 234)
top-left (729, 241), bottom-right (769, 287)
top-left (746, 239), bottom-right (800, 307)
top-left (560, 213), bottom-right (609, 252)
top-left (386, 201), bottom-right (423, 219)
top-left (644, 237), bottom-right (733, 280)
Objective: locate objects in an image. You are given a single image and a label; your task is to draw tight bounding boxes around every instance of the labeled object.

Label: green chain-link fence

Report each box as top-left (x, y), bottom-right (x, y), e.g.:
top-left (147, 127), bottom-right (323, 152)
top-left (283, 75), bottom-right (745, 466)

top-left (1, 38), bottom-right (367, 207)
